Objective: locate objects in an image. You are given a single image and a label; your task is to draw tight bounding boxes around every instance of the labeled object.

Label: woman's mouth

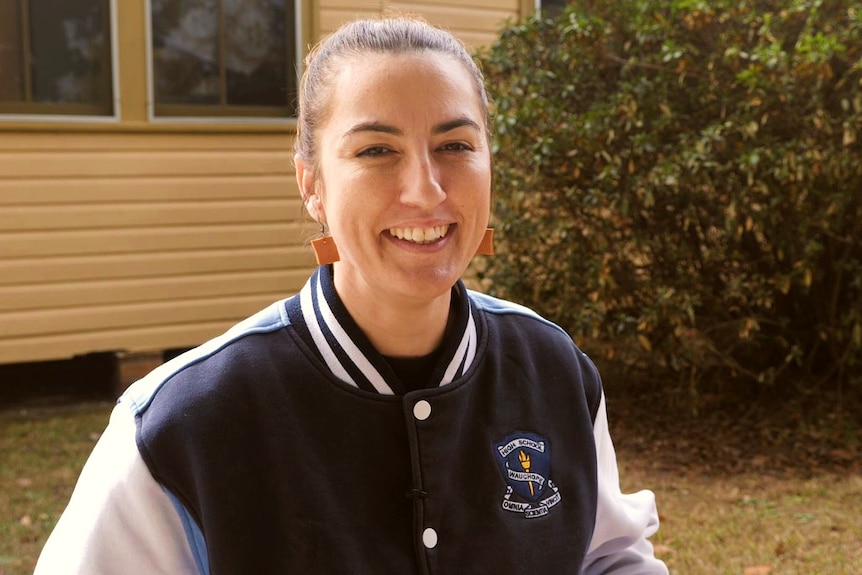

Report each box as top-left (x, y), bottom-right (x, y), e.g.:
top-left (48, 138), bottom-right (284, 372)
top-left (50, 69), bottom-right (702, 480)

top-left (388, 224), bottom-right (450, 244)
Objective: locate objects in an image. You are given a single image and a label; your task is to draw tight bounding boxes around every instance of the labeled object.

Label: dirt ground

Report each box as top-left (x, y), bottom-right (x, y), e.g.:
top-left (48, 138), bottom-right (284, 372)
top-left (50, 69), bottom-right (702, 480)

top-left (604, 378), bottom-right (861, 479)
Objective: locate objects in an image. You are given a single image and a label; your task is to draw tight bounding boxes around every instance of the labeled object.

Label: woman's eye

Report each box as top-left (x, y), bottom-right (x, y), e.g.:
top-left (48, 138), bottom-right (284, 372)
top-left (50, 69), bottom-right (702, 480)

top-left (358, 146), bottom-right (391, 157)
top-left (439, 142), bottom-right (473, 152)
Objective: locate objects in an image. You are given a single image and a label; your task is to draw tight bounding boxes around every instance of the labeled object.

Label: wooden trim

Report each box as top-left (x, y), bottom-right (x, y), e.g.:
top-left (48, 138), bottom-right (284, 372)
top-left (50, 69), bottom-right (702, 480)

top-left (20, 0), bottom-right (32, 103)
top-left (100, 0), bottom-right (114, 111)
top-left (308, 0), bottom-right (321, 44)
top-left (0, 150), bottom-right (295, 179)
top-left (154, 104), bottom-right (295, 118)
top-left (0, 120), bottom-right (296, 133)
top-left (519, 0), bottom-right (535, 18)
top-left (218, 0), bottom-right (228, 106)
top-left (0, 102), bottom-right (111, 116)
top-left (116, 0), bottom-right (148, 122)
top-left (0, 132), bottom-right (296, 152)
top-left (288, 0), bottom-right (301, 99)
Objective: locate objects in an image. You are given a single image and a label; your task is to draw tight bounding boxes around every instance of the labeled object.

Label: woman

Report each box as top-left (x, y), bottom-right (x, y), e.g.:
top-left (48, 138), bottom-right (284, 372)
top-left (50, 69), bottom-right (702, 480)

top-left (36, 17), bottom-right (667, 574)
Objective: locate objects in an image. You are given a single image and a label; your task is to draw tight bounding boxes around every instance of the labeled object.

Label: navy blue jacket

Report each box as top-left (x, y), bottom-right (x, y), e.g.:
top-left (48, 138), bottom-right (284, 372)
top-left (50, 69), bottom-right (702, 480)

top-left (135, 265), bottom-right (602, 574)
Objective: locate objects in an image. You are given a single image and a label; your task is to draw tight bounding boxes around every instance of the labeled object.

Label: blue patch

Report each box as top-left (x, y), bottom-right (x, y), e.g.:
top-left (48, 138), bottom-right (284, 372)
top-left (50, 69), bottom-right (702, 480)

top-left (493, 431), bottom-right (562, 519)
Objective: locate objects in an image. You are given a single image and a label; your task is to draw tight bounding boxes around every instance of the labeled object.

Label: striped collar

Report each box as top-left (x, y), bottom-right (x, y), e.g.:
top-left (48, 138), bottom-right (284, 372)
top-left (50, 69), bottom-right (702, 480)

top-left (287, 265), bottom-right (478, 395)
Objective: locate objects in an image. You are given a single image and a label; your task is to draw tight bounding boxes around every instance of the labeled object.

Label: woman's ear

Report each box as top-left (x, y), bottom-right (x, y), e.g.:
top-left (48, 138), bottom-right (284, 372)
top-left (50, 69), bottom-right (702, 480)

top-left (295, 154), bottom-right (324, 223)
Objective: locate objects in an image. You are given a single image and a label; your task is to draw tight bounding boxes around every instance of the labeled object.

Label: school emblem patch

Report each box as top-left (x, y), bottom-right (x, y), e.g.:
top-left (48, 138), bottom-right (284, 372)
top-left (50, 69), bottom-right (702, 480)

top-left (493, 431), bottom-right (562, 519)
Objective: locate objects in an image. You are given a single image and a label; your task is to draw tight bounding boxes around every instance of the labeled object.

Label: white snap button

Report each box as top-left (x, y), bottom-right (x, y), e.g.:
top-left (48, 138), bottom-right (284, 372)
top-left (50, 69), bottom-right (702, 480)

top-left (422, 527), bottom-right (438, 549)
top-left (413, 400), bottom-right (431, 421)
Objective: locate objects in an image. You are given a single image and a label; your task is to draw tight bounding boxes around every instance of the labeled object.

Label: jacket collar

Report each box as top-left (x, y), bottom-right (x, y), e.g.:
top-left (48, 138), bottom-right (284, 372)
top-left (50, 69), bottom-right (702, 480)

top-left (290, 265), bottom-right (478, 395)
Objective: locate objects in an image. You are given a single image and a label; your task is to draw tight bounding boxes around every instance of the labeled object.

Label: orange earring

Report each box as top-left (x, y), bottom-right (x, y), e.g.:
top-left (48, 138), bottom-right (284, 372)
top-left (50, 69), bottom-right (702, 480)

top-left (476, 228), bottom-right (495, 256)
top-left (311, 222), bottom-right (340, 265)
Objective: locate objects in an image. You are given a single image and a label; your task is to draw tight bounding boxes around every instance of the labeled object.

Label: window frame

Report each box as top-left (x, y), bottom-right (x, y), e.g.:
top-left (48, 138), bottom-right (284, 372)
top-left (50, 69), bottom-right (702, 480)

top-left (145, 0), bottom-right (302, 124)
top-left (0, 0), bottom-right (120, 122)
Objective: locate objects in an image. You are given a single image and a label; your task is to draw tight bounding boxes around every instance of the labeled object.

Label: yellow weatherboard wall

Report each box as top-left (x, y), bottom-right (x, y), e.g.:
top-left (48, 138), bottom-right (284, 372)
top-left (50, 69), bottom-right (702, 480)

top-left (0, 0), bottom-right (529, 366)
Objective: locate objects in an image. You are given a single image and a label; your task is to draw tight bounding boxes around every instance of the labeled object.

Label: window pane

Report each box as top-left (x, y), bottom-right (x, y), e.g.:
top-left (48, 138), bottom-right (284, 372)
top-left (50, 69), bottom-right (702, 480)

top-left (0, 0), bottom-right (24, 101)
top-left (152, 0), bottom-right (297, 115)
top-left (540, 0), bottom-right (568, 18)
top-left (152, 0), bottom-right (220, 105)
top-left (224, 0), bottom-right (291, 107)
top-left (28, 0), bottom-right (111, 105)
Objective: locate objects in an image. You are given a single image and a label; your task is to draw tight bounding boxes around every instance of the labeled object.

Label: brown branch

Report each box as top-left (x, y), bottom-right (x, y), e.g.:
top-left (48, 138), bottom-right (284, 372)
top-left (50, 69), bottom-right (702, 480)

top-left (601, 48), bottom-right (705, 80)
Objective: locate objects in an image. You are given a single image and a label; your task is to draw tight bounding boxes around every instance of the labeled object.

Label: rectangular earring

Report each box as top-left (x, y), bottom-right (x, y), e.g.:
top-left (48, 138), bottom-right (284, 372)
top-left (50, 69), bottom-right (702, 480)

top-left (475, 228), bottom-right (495, 256)
top-left (311, 236), bottom-right (340, 265)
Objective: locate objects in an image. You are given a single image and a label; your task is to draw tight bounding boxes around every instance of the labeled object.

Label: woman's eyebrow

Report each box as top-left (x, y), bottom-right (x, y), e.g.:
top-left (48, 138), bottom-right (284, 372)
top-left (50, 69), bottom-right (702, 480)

top-left (344, 122), bottom-right (403, 137)
top-left (433, 117), bottom-right (481, 134)
top-left (343, 117), bottom-right (481, 138)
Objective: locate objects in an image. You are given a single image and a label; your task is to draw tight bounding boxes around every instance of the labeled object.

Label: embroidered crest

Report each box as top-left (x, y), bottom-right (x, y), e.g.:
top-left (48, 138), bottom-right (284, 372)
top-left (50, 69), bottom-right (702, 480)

top-left (493, 431), bottom-right (562, 519)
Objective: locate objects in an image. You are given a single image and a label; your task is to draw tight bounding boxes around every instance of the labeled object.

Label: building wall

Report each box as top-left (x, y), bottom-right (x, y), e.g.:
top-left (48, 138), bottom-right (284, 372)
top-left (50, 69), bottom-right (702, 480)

top-left (317, 0), bottom-right (523, 50)
top-left (0, 0), bottom-right (530, 366)
top-left (0, 130), bottom-right (312, 364)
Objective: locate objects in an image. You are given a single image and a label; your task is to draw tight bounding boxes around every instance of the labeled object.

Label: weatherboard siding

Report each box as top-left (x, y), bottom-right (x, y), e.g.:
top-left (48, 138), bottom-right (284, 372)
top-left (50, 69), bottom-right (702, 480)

top-left (0, 131), bottom-right (314, 364)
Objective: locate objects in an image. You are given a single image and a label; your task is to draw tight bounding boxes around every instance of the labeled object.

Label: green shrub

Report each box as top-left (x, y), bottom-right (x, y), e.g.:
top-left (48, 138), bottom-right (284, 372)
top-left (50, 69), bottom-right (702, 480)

top-left (480, 0), bottom-right (862, 400)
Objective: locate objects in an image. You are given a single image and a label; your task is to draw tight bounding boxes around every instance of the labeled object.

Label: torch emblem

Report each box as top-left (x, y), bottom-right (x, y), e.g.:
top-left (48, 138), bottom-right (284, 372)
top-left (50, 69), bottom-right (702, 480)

top-left (493, 431), bottom-right (561, 518)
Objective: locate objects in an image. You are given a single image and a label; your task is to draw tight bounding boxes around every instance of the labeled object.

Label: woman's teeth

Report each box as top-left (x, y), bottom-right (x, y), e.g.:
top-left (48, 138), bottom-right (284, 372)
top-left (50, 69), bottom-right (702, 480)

top-left (389, 225), bottom-right (449, 244)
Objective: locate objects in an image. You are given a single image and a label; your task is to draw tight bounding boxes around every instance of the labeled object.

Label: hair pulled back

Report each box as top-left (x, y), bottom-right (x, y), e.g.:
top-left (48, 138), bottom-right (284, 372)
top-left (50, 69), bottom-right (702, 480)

top-left (295, 17), bottom-right (491, 168)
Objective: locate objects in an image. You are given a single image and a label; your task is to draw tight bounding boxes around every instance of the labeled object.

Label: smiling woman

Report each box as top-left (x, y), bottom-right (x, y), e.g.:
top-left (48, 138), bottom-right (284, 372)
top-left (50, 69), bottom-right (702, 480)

top-left (34, 16), bottom-right (668, 575)
top-left (295, 50), bottom-right (492, 355)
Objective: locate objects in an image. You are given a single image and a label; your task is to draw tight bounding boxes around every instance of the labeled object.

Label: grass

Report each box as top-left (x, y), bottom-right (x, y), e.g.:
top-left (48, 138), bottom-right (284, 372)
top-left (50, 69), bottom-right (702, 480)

top-left (0, 402), bottom-right (112, 575)
top-left (2, 402), bottom-right (860, 574)
top-left (621, 461), bottom-right (862, 574)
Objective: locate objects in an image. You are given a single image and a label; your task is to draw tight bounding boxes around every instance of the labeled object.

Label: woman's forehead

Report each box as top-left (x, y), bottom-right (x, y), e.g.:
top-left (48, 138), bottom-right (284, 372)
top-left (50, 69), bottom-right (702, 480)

top-left (326, 52), bottom-right (483, 124)
top-left (335, 51), bottom-right (468, 87)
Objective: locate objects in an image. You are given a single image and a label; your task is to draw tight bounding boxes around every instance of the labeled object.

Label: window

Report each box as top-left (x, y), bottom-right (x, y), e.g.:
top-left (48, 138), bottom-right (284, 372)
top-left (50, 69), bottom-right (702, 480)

top-left (0, 0), bottom-right (114, 116)
top-left (150, 0), bottom-right (298, 119)
top-left (538, 0), bottom-right (568, 18)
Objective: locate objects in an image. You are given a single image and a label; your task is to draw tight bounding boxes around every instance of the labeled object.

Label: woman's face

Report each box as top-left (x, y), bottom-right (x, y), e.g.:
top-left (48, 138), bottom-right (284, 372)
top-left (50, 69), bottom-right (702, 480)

top-left (298, 52), bottom-right (492, 307)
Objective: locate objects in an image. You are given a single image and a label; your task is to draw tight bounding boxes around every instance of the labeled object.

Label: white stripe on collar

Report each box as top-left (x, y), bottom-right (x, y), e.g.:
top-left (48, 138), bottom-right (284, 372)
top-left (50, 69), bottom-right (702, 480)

top-left (300, 268), bottom-right (478, 394)
top-left (441, 301), bottom-right (476, 385)
top-left (313, 277), bottom-right (393, 395)
top-left (299, 276), bottom-right (356, 386)
top-left (463, 309), bottom-right (478, 373)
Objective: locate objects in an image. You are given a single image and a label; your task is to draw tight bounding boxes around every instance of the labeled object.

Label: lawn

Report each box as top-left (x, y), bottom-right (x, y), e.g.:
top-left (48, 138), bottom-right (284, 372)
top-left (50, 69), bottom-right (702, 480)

top-left (621, 462), bottom-right (862, 574)
top-left (0, 402), bottom-right (113, 575)
top-left (1, 401), bottom-right (860, 574)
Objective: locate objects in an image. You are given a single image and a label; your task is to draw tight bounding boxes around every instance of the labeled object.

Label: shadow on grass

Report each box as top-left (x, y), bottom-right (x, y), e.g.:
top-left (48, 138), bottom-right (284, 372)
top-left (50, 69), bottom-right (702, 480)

top-left (601, 365), bottom-right (862, 478)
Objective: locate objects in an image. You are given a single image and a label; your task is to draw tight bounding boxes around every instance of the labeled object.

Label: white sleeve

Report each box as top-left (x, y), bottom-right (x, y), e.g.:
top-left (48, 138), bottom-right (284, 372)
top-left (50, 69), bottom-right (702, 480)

top-left (583, 393), bottom-right (669, 574)
top-left (34, 400), bottom-right (200, 575)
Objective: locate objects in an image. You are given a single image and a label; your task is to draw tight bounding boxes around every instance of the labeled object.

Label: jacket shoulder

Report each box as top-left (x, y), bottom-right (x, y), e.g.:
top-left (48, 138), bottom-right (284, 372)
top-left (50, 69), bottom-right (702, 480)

top-left (123, 298), bottom-right (292, 416)
top-left (469, 291), bottom-right (603, 422)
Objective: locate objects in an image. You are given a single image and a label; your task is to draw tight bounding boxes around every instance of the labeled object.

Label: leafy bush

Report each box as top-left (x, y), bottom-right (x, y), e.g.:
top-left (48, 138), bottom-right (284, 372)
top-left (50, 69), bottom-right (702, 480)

top-left (480, 0), bottom-right (862, 400)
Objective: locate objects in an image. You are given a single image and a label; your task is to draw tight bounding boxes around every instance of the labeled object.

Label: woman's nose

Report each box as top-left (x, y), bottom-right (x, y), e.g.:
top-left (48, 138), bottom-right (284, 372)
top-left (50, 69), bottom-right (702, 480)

top-left (399, 153), bottom-right (446, 209)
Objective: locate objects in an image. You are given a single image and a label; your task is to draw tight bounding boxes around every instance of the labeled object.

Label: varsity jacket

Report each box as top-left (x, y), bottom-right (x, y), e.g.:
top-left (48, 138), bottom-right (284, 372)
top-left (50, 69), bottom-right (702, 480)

top-left (36, 265), bottom-right (667, 574)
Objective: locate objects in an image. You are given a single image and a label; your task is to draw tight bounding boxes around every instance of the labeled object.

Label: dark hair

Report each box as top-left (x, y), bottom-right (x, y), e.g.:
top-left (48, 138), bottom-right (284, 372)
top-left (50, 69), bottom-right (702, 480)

top-left (295, 16), bottom-right (491, 168)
